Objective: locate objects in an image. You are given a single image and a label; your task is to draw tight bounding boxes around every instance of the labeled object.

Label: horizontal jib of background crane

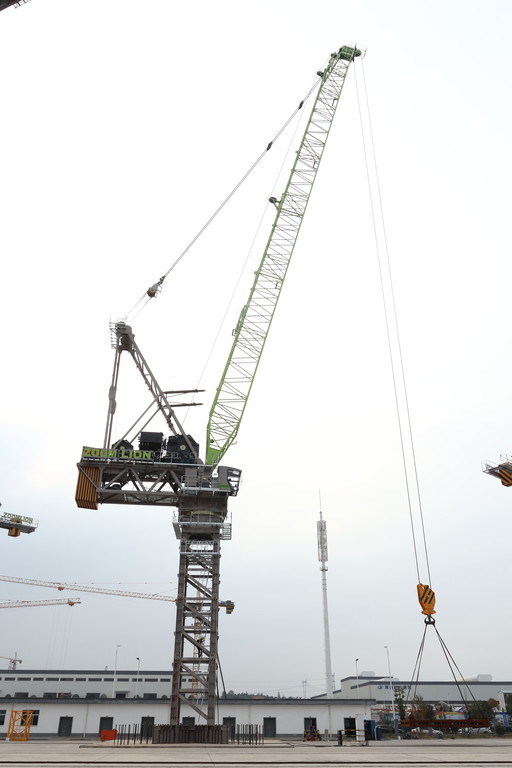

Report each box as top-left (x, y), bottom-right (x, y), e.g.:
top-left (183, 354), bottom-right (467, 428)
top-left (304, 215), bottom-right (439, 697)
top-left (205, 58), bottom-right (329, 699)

top-left (81, 446), bottom-right (154, 461)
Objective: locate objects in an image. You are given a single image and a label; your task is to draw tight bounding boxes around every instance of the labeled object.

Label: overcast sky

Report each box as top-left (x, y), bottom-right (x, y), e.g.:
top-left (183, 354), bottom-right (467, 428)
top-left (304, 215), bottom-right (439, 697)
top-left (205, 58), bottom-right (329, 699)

top-left (0, 0), bottom-right (511, 699)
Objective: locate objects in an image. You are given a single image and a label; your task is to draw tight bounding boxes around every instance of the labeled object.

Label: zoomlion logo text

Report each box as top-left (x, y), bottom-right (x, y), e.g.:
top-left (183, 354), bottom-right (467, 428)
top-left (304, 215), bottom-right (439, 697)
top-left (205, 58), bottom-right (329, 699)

top-left (1, 514), bottom-right (34, 525)
top-left (82, 446), bottom-right (154, 461)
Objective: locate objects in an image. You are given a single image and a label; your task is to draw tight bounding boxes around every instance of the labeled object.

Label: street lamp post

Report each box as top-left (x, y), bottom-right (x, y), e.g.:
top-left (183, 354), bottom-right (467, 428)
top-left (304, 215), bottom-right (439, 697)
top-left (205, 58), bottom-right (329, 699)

top-left (355, 658), bottom-right (360, 700)
top-left (385, 645), bottom-right (399, 738)
top-left (135, 657), bottom-right (141, 699)
top-left (384, 646), bottom-right (394, 718)
top-left (112, 644), bottom-right (120, 699)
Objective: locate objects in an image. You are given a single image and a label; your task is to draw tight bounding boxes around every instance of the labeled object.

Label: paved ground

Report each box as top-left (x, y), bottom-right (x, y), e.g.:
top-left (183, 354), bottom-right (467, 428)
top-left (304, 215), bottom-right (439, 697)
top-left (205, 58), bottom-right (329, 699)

top-left (0, 738), bottom-right (512, 767)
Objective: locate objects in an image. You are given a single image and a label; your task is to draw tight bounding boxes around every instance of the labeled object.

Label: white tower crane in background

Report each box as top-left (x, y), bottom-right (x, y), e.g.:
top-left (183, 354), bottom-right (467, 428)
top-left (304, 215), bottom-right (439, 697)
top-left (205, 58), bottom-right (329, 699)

top-left (0, 574), bottom-right (234, 611)
top-left (0, 653), bottom-right (22, 670)
top-left (0, 598), bottom-right (81, 608)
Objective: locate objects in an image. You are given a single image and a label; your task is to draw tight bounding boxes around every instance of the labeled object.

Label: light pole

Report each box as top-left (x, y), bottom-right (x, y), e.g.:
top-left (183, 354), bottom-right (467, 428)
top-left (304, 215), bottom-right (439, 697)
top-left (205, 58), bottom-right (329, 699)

top-left (112, 644), bottom-right (120, 699)
top-left (385, 645), bottom-right (399, 738)
top-left (135, 657), bottom-right (141, 699)
top-left (384, 646), bottom-right (394, 720)
top-left (355, 658), bottom-right (360, 700)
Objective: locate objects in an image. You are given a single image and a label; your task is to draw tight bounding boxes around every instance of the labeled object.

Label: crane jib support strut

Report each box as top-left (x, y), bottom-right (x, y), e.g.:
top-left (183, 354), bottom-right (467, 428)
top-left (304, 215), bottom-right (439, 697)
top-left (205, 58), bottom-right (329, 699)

top-left (205, 45), bottom-right (361, 467)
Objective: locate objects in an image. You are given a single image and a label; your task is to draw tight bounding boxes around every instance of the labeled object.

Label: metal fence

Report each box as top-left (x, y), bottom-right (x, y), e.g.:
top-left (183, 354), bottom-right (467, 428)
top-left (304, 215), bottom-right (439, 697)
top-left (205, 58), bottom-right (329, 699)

top-left (114, 722), bottom-right (154, 745)
top-left (114, 721), bottom-right (263, 745)
top-left (153, 724), bottom-right (229, 744)
top-left (231, 724), bottom-right (263, 745)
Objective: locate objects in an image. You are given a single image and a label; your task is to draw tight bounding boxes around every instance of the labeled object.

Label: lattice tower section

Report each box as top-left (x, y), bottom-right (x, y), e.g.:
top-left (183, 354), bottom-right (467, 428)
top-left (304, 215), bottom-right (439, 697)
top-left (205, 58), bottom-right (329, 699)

top-left (170, 531), bottom-right (221, 725)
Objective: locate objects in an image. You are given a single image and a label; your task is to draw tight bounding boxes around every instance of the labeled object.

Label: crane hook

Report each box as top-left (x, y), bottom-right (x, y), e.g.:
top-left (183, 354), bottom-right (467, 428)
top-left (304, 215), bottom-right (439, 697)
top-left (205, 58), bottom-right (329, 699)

top-left (417, 583), bottom-right (436, 617)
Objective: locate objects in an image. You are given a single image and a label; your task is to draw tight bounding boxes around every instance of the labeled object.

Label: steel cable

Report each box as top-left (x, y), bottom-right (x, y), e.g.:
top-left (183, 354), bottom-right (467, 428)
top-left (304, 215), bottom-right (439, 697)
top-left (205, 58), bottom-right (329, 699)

top-left (360, 59), bottom-right (433, 588)
top-left (124, 74), bottom-right (324, 321)
top-left (180, 93), bottom-right (310, 426)
top-left (353, 61), bottom-right (422, 584)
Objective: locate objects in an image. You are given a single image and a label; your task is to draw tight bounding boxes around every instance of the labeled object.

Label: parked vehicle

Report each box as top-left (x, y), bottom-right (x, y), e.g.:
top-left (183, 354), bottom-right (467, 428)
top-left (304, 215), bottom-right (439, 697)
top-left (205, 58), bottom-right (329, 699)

top-left (458, 727), bottom-right (493, 734)
top-left (411, 727), bottom-right (442, 736)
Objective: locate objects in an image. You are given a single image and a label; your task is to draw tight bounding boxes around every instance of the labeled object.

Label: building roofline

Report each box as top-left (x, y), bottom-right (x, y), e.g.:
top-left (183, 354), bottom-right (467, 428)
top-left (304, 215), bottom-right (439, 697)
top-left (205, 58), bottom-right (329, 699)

top-left (0, 695), bottom-right (376, 706)
top-left (0, 669), bottom-right (172, 675)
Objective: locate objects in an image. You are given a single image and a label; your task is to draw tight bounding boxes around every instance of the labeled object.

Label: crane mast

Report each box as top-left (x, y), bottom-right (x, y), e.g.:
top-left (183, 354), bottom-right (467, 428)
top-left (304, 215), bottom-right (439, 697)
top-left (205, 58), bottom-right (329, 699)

top-left (206, 45), bottom-right (361, 467)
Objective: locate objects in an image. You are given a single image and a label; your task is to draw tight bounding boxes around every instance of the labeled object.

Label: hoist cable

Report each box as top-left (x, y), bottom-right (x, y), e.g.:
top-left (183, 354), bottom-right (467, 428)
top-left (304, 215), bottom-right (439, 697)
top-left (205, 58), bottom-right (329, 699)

top-left (130, 296), bottom-right (152, 322)
top-left (124, 74), bottom-right (324, 321)
top-left (405, 623), bottom-right (427, 708)
top-left (406, 621), bottom-right (476, 717)
top-left (181, 99), bottom-right (309, 426)
top-left (433, 625), bottom-right (477, 707)
top-left (353, 63), bottom-right (421, 584)
top-left (357, 61), bottom-right (472, 722)
top-left (361, 60), bottom-right (433, 587)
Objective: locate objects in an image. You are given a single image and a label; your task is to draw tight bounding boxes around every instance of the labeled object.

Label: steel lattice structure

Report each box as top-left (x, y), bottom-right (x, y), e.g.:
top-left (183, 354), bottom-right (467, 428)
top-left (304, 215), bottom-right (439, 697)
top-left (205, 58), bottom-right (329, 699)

top-left (206, 46), bottom-right (361, 467)
top-left (170, 532), bottom-right (221, 723)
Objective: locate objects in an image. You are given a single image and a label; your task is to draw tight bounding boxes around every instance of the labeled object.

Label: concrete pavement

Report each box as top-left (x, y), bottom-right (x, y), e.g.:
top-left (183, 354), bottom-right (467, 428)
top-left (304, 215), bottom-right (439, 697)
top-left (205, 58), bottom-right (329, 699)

top-left (0, 737), bottom-right (511, 766)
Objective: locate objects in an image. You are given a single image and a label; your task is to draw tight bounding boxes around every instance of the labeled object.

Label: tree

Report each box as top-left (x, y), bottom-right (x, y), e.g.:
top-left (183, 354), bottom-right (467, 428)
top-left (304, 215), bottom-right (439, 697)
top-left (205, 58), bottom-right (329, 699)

top-left (411, 694), bottom-right (434, 720)
top-left (467, 699), bottom-right (498, 723)
top-left (505, 694), bottom-right (512, 717)
top-left (394, 686), bottom-right (407, 720)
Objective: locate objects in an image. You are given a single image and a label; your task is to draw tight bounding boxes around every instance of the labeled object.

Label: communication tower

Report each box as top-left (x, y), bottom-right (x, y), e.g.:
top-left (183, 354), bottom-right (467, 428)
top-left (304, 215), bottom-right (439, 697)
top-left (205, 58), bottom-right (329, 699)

top-left (317, 498), bottom-right (334, 703)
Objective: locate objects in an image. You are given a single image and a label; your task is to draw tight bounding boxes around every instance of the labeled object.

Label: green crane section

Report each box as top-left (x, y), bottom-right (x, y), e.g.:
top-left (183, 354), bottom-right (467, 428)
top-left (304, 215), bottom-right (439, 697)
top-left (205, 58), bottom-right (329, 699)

top-left (206, 45), bottom-right (361, 467)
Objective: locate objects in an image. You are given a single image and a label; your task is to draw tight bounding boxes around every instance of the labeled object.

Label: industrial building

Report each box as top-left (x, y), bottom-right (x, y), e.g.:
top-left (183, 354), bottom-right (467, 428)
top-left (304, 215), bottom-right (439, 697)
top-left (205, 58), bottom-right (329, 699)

top-left (0, 669), bottom-right (371, 738)
top-left (0, 668), bottom-right (509, 739)
top-left (321, 673), bottom-right (510, 710)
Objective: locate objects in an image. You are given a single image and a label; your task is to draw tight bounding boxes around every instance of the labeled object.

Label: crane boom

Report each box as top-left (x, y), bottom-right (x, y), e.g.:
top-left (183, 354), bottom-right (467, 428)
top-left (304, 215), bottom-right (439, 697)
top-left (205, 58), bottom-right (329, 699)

top-left (0, 574), bottom-right (176, 602)
top-left (0, 575), bottom-right (234, 616)
top-left (0, 598), bottom-right (80, 608)
top-left (206, 45), bottom-right (361, 466)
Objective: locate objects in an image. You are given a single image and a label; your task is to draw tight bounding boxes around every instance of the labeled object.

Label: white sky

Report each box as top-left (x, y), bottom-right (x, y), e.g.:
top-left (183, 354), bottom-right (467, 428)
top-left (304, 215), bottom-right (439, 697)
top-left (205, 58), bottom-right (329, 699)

top-left (0, 0), bottom-right (511, 698)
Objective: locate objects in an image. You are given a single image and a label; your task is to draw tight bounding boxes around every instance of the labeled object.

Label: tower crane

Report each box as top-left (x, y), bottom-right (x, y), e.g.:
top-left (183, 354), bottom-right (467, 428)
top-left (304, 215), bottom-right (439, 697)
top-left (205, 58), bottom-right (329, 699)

top-left (0, 653), bottom-right (22, 670)
top-left (0, 574), bottom-right (234, 612)
top-left (0, 598), bottom-right (80, 608)
top-left (75, 44), bottom-right (361, 729)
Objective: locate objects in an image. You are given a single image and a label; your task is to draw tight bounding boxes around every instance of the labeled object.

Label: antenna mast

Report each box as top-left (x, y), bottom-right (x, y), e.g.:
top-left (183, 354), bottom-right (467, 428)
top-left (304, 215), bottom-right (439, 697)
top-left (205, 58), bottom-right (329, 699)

top-left (317, 494), bottom-right (334, 706)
